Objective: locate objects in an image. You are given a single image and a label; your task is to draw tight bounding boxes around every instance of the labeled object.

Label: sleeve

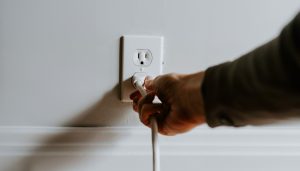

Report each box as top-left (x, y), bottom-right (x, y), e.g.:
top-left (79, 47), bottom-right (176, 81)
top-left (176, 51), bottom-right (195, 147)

top-left (201, 12), bottom-right (300, 127)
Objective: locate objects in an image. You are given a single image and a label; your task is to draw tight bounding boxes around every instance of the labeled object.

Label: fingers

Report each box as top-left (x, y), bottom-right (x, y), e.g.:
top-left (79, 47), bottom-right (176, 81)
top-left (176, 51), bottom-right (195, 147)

top-left (130, 90), bottom-right (142, 112)
top-left (130, 89), bottom-right (182, 136)
top-left (130, 90), bottom-right (141, 100)
top-left (131, 73), bottom-right (187, 136)
top-left (157, 115), bottom-right (196, 136)
top-left (131, 90), bottom-right (158, 124)
top-left (156, 117), bottom-right (178, 136)
top-left (145, 74), bottom-right (180, 103)
top-left (139, 103), bottom-right (164, 126)
top-left (138, 92), bottom-right (160, 126)
top-left (138, 91), bottom-right (156, 114)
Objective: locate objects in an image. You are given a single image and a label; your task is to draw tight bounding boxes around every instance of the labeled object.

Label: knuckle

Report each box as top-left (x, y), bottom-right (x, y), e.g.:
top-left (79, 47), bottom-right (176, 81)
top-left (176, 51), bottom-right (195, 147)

top-left (159, 124), bottom-right (175, 136)
top-left (167, 73), bottom-right (180, 81)
top-left (167, 73), bottom-right (177, 79)
top-left (163, 73), bottom-right (180, 88)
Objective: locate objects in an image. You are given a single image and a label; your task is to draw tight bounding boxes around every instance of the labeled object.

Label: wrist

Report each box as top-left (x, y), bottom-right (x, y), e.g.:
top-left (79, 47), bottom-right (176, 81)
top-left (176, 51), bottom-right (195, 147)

top-left (180, 71), bottom-right (206, 124)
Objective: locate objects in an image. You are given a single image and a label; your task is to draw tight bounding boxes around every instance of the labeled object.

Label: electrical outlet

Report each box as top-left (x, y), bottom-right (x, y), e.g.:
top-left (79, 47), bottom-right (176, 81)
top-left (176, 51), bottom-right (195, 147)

top-left (120, 35), bottom-right (164, 102)
top-left (133, 49), bottom-right (153, 66)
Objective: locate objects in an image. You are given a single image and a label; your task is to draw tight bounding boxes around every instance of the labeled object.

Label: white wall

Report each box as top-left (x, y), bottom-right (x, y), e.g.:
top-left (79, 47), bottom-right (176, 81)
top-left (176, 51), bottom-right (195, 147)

top-left (1, 1), bottom-right (300, 171)
top-left (1, 0), bottom-right (299, 127)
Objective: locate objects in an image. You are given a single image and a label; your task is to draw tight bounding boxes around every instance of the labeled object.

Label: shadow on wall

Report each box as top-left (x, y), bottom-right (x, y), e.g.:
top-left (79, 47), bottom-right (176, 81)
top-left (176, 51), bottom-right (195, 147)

top-left (65, 36), bottom-right (129, 127)
top-left (14, 84), bottom-right (134, 171)
top-left (65, 84), bottom-right (132, 127)
top-left (2, 37), bottom-right (136, 171)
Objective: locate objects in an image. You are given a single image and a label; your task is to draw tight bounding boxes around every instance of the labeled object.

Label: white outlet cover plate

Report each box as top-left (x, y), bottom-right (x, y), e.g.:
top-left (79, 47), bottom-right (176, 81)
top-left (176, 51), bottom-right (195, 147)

top-left (121, 35), bottom-right (164, 102)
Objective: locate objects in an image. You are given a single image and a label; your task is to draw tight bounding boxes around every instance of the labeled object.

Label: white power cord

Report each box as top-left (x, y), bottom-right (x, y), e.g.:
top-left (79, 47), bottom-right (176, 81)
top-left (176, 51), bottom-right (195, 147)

top-left (132, 73), bottom-right (160, 171)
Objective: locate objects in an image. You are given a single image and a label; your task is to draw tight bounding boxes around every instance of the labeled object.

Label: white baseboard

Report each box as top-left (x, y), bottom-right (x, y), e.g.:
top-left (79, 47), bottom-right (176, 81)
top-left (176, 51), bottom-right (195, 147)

top-left (0, 126), bottom-right (300, 156)
top-left (1, 126), bottom-right (300, 171)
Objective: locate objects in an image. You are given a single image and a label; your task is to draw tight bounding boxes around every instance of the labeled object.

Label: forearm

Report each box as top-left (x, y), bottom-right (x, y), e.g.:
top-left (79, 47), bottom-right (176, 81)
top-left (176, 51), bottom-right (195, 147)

top-left (202, 13), bottom-right (300, 127)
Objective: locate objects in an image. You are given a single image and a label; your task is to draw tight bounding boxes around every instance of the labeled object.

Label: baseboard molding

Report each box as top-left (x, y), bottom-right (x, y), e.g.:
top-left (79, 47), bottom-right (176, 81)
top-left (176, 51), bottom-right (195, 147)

top-left (0, 126), bottom-right (300, 156)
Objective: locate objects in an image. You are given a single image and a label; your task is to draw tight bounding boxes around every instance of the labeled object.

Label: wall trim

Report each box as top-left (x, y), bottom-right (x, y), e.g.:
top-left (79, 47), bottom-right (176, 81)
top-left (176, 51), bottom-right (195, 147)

top-left (0, 126), bottom-right (300, 156)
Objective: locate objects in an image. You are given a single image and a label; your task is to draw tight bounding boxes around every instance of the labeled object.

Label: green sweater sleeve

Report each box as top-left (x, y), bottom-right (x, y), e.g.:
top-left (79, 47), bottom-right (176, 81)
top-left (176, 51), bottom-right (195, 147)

top-left (202, 12), bottom-right (300, 127)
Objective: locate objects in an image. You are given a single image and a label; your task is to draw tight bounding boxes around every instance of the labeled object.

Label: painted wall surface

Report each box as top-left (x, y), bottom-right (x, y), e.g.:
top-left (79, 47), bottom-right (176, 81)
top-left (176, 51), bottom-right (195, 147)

top-left (1, 1), bottom-right (300, 171)
top-left (0, 0), bottom-right (300, 127)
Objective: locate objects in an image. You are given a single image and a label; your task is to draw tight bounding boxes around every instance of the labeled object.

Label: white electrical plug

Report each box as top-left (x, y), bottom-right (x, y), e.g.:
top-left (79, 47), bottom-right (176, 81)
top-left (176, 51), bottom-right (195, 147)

top-left (132, 72), bottom-right (146, 90)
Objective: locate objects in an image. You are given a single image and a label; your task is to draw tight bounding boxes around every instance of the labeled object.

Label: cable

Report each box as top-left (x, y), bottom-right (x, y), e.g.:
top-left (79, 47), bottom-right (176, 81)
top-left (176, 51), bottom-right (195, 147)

top-left (132, 74), bottom-right (160, 171)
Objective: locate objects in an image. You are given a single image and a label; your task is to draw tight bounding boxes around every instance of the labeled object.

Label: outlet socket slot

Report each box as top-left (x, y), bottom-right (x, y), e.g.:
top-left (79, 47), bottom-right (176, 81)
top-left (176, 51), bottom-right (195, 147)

top-left (133, 49), bottom-right (153, 66)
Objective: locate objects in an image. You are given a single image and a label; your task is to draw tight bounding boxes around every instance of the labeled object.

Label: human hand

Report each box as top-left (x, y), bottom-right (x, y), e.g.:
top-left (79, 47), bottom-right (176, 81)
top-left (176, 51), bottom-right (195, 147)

top-left (130, 72), bottom-right (206, 136)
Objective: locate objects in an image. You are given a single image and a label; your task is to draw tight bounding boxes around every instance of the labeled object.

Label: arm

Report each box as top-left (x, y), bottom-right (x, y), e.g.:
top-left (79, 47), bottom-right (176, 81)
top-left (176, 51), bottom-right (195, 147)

top-left (202, 12), bottom-right (300, 127)
top-left (131, 12), bottom-right (300, 135)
